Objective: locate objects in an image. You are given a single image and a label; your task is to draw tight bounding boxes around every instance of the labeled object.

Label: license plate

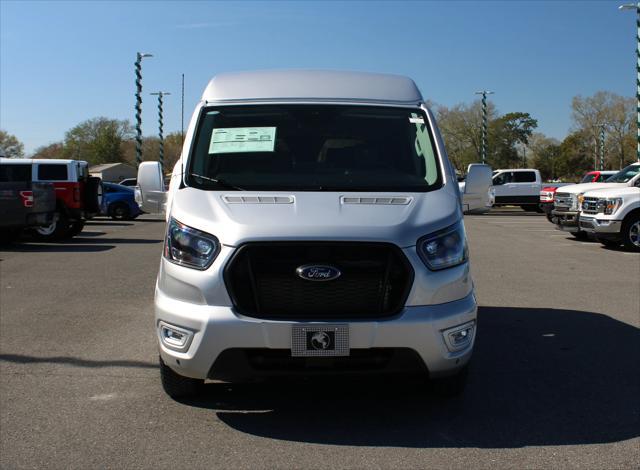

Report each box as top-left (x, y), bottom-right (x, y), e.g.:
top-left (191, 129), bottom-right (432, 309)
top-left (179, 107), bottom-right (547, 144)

top-left (291, 325), bottom-right (349, 357)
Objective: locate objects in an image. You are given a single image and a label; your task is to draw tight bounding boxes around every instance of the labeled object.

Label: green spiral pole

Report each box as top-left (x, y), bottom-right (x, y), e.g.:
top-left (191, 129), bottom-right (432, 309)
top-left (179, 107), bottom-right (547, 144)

top-left (134, 52), bottom-right (153, 168)
top-left (475, 90), bottom-right (494, 164)
top-left (151, 92), bottom-right (170, 173)
top-left (619, 3), bottom-right (640, 162)
top-left (600, 125), bottom-right (605, 171)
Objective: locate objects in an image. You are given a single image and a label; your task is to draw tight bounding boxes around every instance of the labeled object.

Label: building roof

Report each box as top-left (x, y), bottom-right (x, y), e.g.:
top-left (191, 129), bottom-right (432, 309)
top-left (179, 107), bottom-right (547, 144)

top-left (89, 163), bottom-right (134, 172)
top-left (201, 70), bottom-right (423, 105)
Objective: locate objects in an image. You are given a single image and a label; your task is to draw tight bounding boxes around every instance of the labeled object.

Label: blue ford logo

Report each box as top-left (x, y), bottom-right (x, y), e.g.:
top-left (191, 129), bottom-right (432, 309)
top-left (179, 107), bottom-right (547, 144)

top-left (296, 264), bottom-right (341, 282)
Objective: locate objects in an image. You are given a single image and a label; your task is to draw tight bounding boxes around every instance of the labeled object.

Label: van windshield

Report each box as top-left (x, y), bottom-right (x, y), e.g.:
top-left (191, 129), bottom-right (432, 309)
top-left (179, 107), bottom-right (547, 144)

top-left (187, 105), bottom-right (442, 192)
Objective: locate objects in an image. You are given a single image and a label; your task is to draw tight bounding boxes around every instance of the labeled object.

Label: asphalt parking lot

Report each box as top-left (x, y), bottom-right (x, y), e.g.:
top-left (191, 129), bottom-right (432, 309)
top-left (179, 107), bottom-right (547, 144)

top-left (1, 210), bottom-right (638, 469)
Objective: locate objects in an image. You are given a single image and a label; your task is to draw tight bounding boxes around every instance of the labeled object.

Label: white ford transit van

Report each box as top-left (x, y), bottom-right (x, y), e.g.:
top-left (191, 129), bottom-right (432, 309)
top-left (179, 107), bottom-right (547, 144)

top-left (138, 70), bottom-right (481, 399)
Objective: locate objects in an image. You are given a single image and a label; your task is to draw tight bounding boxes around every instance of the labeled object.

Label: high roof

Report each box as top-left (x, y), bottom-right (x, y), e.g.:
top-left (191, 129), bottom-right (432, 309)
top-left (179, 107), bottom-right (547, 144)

top-left (201, 70), bottom-right (423, 105)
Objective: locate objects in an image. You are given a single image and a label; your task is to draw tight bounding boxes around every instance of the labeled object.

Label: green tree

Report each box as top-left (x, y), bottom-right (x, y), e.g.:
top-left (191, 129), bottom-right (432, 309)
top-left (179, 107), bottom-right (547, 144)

top-left (488, 112), bottom-right (538, 168)
top-left (32, 142), bottom-right (64, 159)
top-left (0, 129), bottom-right (25, 158)
top-left (62, 117), bottom-right (133, 165)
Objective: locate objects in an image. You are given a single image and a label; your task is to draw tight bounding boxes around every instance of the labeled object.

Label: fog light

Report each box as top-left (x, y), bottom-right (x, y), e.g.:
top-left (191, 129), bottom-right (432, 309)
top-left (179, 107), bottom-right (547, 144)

top-left (158, 321), bottom-right (194, 352)
top-left (442, 321), bottom-right (475, 352)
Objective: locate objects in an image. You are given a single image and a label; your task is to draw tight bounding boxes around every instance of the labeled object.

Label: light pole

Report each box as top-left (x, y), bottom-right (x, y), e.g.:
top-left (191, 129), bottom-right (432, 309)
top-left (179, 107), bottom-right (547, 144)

top-left (475, 90), bottom-right (494, 164)
top-left (599, 125), bottom-right (606, 171)
top-left (619, 3), bottom-right (640, 162)
top-left (150, 91), bottom-right (171, 172)
top-left (134, 52), bottom-right (153, 168)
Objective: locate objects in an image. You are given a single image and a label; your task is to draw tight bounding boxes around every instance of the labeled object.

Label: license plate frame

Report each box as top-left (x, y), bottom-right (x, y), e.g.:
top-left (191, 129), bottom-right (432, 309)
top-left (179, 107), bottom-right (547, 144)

top-left (291, 324), bottom-right (349, 357)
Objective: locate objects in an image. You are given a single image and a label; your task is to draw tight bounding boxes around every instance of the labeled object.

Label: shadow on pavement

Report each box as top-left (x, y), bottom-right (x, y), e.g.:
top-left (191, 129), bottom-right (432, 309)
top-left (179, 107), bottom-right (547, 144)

top-left (0, 243), bottom-right (116, 253)
top-left (59, 237), bottom-right (162, 245)
top-left (84, 221), bottom-right (134, 227)
top-left (184, 306), bottom-right (639, 448)
top-left (0, 354), bottom-right (157, 369)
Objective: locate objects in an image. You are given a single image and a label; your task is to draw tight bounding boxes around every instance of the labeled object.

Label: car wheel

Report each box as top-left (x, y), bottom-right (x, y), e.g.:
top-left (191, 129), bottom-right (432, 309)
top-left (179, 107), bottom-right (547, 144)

top-left (65, 220), bottom-right (85, 238)
top-left (110, 203), bottom-right (131, 220)
top-left (32, 211), bottom-right (70, 241)
top-left (159, 356), bottom-right (203, 399)
top-left (430, 364), bottom-right (469, 398)
top-left (571, 231), bottom-right (588, 240)
top-left (621, 214), bottom-right (640, 252)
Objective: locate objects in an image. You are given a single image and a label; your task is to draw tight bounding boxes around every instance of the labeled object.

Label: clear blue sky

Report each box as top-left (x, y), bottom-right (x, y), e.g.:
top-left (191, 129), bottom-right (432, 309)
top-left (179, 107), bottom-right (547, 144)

top-left (0, 0), bottom-right (634, 155)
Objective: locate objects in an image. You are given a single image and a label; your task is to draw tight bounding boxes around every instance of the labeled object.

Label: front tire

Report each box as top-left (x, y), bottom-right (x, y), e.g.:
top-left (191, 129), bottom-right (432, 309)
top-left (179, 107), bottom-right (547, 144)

top-left (66, 220), bottom-right (85, 238)
top-left (32, 211), bottom-right (70, 241)
top-left (110, 203), bottom-right (131, 220)
top-left (621, 214), bottom-right (640, 252)
top-left (571, 231), bottom-right (588, 241)
top-left (159, 356), bottom-right (203, 399)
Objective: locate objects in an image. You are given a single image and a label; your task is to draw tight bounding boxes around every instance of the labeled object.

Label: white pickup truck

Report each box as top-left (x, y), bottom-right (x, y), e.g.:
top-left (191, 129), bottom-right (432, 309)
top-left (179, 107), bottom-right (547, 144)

top-left (579, 181), bottom-right (640, 251)
top-left (491, 168), bottom-right (544, 211)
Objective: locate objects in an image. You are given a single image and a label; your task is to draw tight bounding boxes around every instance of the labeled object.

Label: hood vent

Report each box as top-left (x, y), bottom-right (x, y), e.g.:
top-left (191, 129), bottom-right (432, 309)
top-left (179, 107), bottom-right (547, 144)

top-left (223, 195), bottom-right (294, 204)
top-left (341, 196), bottom-right (411, 205)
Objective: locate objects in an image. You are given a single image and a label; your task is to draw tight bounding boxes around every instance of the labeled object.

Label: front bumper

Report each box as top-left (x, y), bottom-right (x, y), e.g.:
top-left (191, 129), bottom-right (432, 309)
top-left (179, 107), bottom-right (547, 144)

top-left (551, 209), bottom-right (580, 233)
top-left (578, 215), bottom-right (622, 237)
top-left (156, 290), bottom-right (477, 381)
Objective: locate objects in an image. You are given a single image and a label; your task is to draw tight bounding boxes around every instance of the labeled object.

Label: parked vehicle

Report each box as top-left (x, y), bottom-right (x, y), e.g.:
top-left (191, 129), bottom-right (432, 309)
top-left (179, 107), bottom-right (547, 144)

top-left (579, 170), bottom-right (617, 183)
top-left (137, 70), bottom-right (479, 399)
top-left (540, 171), bottom-right (615, 221)
top-left (2, 159), bottom-right (103, 240)
top-left (101, 183), bottom-right (142, 220)
top-left (0, 160), bottom-right (56, 243)
top-left (551, 163), bottom-right (640, 238)
top-left (118, 178), bottom-right (137, 187)
top-left (458, 164), bottom-right (493, 214)
top-left (491, 168), bottom-right (545, 211)
top-left (579, 181), bottom-right (640, 251)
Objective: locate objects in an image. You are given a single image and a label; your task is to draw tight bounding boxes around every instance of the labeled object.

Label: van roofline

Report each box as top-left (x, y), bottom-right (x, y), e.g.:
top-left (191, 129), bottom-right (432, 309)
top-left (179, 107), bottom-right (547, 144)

top-left (202, 70), bottom-right (424, 104)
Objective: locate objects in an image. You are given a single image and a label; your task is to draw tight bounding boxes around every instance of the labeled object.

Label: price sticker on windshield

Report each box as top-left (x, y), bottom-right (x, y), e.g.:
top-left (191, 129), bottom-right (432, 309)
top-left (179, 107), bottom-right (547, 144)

top-left (209, 127), bottom-right (277, 154)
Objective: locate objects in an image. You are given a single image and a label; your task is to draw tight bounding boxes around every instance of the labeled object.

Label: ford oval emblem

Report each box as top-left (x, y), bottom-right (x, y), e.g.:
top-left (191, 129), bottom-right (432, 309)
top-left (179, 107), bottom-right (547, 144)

top-left (296, 264), bottom-right (341, 282)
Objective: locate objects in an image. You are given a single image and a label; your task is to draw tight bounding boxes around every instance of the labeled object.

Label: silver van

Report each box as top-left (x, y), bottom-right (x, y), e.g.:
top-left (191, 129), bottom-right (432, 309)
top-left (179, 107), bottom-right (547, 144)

top-left (138, 70), bottom-right (485, 398)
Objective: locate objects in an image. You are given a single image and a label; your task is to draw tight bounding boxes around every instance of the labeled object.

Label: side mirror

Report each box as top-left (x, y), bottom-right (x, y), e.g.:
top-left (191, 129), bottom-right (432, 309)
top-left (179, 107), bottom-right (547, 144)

top-left (465, 164), bottom-right (493, 195)
top-left (135, 161), bottom-right (167, 214)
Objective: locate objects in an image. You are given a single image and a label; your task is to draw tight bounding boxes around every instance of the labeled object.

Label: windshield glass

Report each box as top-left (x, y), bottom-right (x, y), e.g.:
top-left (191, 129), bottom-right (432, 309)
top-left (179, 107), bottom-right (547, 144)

top-left (580, 173), bottom-right (595, 183)
top-left (187, 105), bottom-right (442, 192)
top-left (605, 164), bottom-right (640, 183)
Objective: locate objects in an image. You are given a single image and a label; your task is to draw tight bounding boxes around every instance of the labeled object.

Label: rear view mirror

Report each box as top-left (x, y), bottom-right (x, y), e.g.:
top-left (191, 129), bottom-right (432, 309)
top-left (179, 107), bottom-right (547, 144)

top-left (135, 162), bottom-right (167, 214)
top-left (465, 164), bottom-right (492, 195)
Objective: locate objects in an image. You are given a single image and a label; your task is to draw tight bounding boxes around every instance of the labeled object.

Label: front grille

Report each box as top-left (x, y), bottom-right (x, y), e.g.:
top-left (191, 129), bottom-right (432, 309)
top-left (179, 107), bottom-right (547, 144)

top-left (224, 242), bottom-right (414, 320)
top-left (554, 192), bottom-right (573, 211)
top-left (582, 197), bottom-right (599, 214)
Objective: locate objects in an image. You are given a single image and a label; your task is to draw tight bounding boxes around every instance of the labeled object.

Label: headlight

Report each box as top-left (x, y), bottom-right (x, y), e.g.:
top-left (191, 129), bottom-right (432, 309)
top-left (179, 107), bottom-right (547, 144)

top-left (598, 198), bottom-right (623, 215)
top-left (164, 218), bottom-right (219, 270)
top-left (417, 221), bottom-right (468, 271)
top-left (572, 193), bottom-right (583, 211)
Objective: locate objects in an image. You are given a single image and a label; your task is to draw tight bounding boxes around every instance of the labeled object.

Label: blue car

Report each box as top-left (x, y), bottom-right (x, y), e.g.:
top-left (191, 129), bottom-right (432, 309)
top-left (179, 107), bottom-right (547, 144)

top-left (101, 182), bottom-right (142, 220)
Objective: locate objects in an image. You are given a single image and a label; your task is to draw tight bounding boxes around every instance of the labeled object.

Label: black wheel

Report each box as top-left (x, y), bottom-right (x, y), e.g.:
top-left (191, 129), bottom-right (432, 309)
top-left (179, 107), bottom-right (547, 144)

top-left (546, 213), bottom-right (554, 223)
top-left (159, 356), bottom-right (203, 399)
top-left (32, 211), bottom-right (70, 241)
top-left (110, 203), bottom-right (131, 220)
top-left (571, 231), bottom-right (588, 241)
top-left (430, 364), bottom-right (469, 398)
top-left (65, 220), bottom-right (85, 238)
top-left (621, 214), bottom-right (640, 252)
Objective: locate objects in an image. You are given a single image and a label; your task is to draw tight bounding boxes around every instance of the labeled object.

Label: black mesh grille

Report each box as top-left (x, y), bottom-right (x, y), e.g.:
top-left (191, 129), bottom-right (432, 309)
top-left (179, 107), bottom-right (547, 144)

top-left (224, 242), bottom-right (413, 320)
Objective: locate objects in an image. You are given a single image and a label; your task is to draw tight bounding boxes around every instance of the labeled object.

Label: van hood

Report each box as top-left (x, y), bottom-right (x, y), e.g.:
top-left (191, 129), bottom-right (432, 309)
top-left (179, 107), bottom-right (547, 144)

top-left (170, 188), bottom-right (461, 247)
top-left (555, 182), bottom-right (628, 195)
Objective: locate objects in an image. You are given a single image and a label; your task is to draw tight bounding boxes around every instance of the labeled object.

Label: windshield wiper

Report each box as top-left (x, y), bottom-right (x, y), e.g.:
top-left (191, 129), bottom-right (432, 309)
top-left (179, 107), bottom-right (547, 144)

top-left (189, 173), bottom-right (245, 191)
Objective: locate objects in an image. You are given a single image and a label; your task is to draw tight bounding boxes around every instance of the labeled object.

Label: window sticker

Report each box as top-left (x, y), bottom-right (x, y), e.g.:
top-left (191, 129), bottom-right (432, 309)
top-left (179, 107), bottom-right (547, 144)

top-left (411, 113), bottom-right (438, 185)
top-left (209, 127), bottom-right (276, 154)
